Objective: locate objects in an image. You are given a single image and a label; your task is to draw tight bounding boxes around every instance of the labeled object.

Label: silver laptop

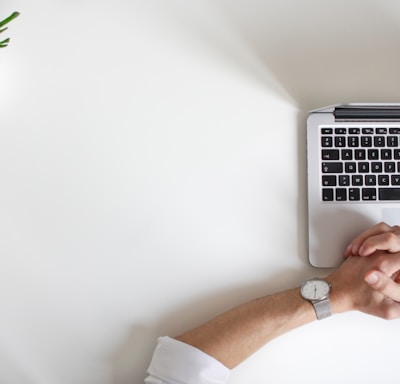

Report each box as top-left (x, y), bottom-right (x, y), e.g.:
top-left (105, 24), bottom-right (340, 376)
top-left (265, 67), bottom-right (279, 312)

top-left (307, 104), bottom-right (400, 267)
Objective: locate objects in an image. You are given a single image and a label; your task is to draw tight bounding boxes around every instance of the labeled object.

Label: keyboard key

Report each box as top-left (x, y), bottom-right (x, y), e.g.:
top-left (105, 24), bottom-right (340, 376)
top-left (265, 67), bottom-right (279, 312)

top-left (388, 136), bottom-right (398, 147)
top-left (322, 149), bottom-right (339, 160)
top-left (321, 136), bottom-right (333, 147)
top-left (336, 188), bottom-right (347, 201)
top-left (362, 188), bottom-right (377, 200)
top-left (379, 188), bottom-right (400, 200)
top-left (349, 128), bottom-right (360, 134)
top-left (394, 149), bottom-right (400, 159)
top-left (371, 162), bottom-right (382, 172)
top-left (374, 136), bottom-right (385, 147)
top-left (358, 162), bottom-right (369, 173)
top-left (365, 175), bottom-right (377, 185)
top-left (339, 175), bottom-right (350, 186)
top-left (349, 188), bottom-right (360, 201)
top-left (322, 189), bottom-right (334, 201)
top-left (322, 175), bottom-right (336, 186)
top-left (378, 175), bottom-right (390, 185)
top-left (376, 128), bottom-right (387, 134)
top-left (355, 149), bottom-right (366, 160)
top-left (335, 136), bottom-right (346, 147)
top-left (322, 162), bottom-right (343, 173)
top-left (368, 149), bottom-right (379, 160)
top-left (362, 128), bottom-right (374, 134)
top-left (352, 175), bottom-right (363, 186)
top-left (385, 162), bottom-right (395, 172)
top-left (321, 128), bottom-right (333, 134)
top-left (348, 136), bottom-right (359, 147)
top-left (389, 128), bottom-right (400, 134)
top-left (381, 149), bottom-right (392, 160)
top-left (345, 162), bottom-right (356, 173)
top-left (361, 136), bottom-right (372, 147)
top-left (341, 149), bottom-right (352, 160)
top-left (391, 175), bottom-right (400, 185)
top-left (335, 128), bottom-right (346, 134)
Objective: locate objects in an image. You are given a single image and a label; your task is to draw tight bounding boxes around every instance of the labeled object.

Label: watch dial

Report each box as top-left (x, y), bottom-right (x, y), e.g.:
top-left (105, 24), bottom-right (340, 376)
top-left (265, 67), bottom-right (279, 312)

top-left (301, 280), bottom-right (329, 300)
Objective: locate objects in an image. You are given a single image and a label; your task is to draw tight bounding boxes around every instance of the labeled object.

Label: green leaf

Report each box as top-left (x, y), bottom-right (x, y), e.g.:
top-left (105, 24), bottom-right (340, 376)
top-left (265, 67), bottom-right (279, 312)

top-left (0, 37), bottom-right (10, 47)
top-left (0, 12), bottom-right (20, 28)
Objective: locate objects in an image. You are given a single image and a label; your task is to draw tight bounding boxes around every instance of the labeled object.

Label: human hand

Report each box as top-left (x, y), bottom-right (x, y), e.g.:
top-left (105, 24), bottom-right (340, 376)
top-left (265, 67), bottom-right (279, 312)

top-left (344, 222), bottom-right (400, 257)
top-left (327, 252), bottom-right (400, 319)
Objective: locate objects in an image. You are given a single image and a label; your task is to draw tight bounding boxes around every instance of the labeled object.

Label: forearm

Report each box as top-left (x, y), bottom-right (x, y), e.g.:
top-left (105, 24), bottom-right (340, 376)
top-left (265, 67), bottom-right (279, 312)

top-left (175, 288), bottom-right (316, 369)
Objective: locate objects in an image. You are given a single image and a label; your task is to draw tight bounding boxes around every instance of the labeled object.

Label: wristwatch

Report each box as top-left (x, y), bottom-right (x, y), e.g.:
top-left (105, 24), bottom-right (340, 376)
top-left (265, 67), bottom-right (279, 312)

top-left (300, 278), bottom-right (332, 320)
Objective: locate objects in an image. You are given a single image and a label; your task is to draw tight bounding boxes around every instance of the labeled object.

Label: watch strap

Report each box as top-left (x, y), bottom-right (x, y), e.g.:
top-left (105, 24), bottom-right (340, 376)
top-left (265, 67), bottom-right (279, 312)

top-left (313, 298), bottom-right (332, 320)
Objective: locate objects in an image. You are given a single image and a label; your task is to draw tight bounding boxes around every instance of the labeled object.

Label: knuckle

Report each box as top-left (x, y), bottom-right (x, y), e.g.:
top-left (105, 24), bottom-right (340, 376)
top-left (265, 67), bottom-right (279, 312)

top-left (377, 222), bottom-right (391, 231)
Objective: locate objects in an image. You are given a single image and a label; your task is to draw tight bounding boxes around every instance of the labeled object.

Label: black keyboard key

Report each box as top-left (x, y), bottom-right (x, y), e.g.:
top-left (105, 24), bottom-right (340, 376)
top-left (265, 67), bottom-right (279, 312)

top-left (388, 136), bottom-right (398, 147)
top-left (392, 175), bottom-right (400, 185)
top-left (358, 162), bottom-right (369, 173)
top-left (322, 162), bottom-right (343, 173)
top-left (321, 128), bottom-right (333, 134)
top-left (390, 128), bottom-right (400, 134)
top-left (385, 162), bottom-right (395, 173)
top-left (335, 128), bottom-right (346, 134)
top-left (374, 136), bottom-right (385, 147)
top-left (362, 188), bottom-right (377, 200)
top-left (322, 149), bottom-right (339, 160)
top-left (368, 149), bottom-right (379, 160)
top-left (341, 149), bottom-right (352, 160)
top-left (349, 128), bottom-right (360, 134)
top-left (352, 175), bottom-right (363, 186)
top-left (361, 136), bottom-right (372, 147)
top-left (378, 175), bottom-right (390, 185)
top-left (321, 136), bottom-right (333, 147)
top-left (339, 175), bottom-right (350, 186)
top-left (365, 175), bottom-right (377, 185)
top-left (348, 136), bottom-right (359, 147)
top-left (322, 175), bottom-right (336, 186)
top-left (376, 128), bottom-right (387, 134)
top-left (335, 136), bottom-right (346, 147)
top-left (381, 149), bottom-right (392, 160)
top-left (349, 188), bottom-right (360, 201)
top-left (355, 149), bottom-right (366, 160)
top-left (336, 188), bottom-right (347, 201)
top-left (379, 188), bottom-right (400, 200)
top-left (322, 189), bottom-right (334, 201)
top-left (362, 128), bottom-right (374, 134)
top-left (394, 149), bottom-right (400, 159)
top-left (371, 162), bottom-right (382, 172)
top-left (345, 162), bottom-right (356, 173)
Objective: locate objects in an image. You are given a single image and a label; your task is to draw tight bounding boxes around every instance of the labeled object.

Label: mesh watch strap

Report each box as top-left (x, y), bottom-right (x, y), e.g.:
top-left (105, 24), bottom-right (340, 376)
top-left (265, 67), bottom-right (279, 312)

top-left (313, 299), bottom-right (332, 320)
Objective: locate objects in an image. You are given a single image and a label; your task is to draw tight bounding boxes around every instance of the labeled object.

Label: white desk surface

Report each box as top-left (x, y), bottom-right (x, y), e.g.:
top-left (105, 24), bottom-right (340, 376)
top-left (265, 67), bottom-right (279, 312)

top-left (2, 1), bottom-right (400, 383)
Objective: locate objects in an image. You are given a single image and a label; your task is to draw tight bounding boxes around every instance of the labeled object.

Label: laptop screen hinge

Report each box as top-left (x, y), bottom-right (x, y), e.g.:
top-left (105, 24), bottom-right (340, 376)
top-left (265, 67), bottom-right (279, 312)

top-left (334, 106), bottom-right (400, 122)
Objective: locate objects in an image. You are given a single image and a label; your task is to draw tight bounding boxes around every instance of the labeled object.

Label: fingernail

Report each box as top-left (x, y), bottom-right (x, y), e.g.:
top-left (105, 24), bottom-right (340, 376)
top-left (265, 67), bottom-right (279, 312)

top-left (359, 245), bottom-right (365, 255)
top-left (365, 272), bottom-right (379, 285)
top-left (345, 243), bottom-right (352, 254)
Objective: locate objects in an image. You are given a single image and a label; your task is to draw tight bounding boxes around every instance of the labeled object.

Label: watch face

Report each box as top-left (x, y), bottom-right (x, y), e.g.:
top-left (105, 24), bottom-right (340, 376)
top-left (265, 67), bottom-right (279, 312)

top-left (301, 279), bottom-right (330, 300)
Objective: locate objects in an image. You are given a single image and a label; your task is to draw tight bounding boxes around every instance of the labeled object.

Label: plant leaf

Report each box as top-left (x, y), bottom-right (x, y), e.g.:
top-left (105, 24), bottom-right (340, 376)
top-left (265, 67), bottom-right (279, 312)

top-left (0, 12), bottom-right (20, 28)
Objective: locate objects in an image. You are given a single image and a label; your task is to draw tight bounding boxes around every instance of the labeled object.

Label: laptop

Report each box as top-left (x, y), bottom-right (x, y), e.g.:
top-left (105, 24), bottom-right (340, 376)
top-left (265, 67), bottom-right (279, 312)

top-left (307, 104), bottom-right (400, 267)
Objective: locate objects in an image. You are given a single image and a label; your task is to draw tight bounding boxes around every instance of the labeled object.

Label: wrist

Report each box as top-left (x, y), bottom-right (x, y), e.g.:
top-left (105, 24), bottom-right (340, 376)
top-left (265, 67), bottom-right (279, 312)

top-left (324, 272), bottom-right (355, 314)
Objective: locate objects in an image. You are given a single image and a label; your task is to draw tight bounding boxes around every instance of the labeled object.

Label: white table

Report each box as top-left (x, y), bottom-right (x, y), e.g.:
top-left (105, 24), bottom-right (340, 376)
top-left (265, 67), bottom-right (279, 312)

top-left (1, 1), bottom-right (400, 383)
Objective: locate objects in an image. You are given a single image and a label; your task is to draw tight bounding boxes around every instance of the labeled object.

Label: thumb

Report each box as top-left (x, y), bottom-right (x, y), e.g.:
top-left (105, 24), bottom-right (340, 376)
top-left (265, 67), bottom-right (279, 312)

top-left (364, 270), bottom-right (400, 302)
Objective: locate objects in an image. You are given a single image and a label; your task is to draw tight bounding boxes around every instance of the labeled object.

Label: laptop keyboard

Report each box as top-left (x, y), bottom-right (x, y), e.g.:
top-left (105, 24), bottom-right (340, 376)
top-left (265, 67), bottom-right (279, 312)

top-left (320, 126), bottom-right (400, 202)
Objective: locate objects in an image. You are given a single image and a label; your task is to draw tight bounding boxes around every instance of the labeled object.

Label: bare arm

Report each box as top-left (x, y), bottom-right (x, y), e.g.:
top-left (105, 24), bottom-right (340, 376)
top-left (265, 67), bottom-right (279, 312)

top-left (176, 253), bottom-right (400, 369)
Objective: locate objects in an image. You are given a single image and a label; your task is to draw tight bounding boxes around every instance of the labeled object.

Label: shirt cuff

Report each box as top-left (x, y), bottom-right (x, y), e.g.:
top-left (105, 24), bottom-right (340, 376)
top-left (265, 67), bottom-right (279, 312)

top-left (145, 336), bottom-right (231, 384)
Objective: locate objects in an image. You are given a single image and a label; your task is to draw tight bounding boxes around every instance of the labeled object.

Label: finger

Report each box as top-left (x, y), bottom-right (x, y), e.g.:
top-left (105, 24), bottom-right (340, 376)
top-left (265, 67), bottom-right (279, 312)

top-left (357, 230), bottom-right (400, 256)
top-left (364, 270), bottom-right (400, 302)
top-left (344, 222), bottom-right (393, 257)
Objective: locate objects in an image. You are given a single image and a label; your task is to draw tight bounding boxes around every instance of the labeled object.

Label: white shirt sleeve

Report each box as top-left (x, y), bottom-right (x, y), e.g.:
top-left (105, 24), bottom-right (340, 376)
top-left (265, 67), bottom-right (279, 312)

top-left (145, 336), bottom-right (231, 384)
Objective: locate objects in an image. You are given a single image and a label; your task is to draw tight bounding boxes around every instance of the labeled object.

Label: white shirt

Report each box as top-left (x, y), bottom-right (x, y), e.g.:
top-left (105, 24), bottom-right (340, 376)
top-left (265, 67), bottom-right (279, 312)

top-left (145, 336), bottom-right (231, 384)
